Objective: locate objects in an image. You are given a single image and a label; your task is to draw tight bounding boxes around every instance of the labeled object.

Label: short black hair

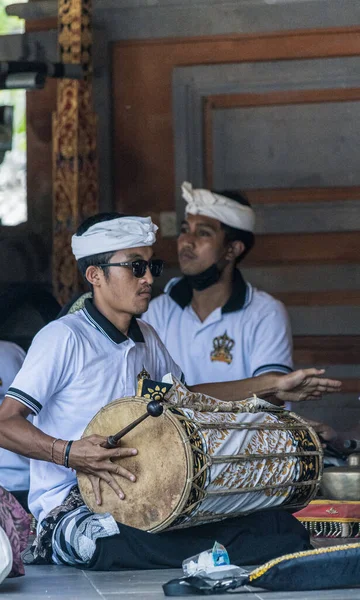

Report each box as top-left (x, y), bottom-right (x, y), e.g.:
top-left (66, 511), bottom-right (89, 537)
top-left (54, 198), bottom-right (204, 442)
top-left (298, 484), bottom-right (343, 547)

top-left (75, 212), bottom-right (126, 287)
top-left (213, 190), bottom-right (255, 264)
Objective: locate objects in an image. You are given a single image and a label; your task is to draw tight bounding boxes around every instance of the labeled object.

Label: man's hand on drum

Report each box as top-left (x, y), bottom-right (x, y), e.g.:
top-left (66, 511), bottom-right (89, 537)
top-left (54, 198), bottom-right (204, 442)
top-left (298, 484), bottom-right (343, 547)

top-left (302, 419), bottom-right (338, 448)
top-left (68, 435), bottom-right (138, 505)
top-left (275, 368), bottom-right (342, 403)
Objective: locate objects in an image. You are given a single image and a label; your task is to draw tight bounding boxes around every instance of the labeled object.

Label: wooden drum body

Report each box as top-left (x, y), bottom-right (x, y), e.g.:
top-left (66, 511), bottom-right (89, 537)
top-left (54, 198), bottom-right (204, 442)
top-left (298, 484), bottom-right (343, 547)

top-left (77, 397), bottom-right (323, 532)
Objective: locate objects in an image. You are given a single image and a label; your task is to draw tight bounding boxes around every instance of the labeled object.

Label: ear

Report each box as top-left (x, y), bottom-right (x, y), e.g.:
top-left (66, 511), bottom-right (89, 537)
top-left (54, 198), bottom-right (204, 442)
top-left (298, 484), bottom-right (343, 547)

top-left (85, 265), bottom-right (103, 288)
top-left (225, 240), bottom-right (245, 262)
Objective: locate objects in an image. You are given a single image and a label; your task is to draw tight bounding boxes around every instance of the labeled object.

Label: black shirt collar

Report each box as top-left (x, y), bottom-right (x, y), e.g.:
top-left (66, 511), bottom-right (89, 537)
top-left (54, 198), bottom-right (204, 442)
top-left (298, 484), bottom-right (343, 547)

top-left (83, 298), bottom-right (145, 344)
top-left (169, 269), bottom-right (248, 314)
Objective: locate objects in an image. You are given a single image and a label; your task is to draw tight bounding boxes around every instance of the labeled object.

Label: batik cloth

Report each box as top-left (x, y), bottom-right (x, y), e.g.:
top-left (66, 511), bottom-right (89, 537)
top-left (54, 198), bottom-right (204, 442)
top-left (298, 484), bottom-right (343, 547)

top-left (23, 485), bottom-right (118, 567)
top-left (0, 486), bottom-right (30, 577)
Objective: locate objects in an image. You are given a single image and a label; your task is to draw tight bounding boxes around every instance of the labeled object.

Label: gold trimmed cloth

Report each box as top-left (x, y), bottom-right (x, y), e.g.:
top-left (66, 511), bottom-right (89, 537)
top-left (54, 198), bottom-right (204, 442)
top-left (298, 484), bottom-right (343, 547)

top-left (243, 542), bottom-right (360, 591)
top-left (295, 499), bottom-right (360, 538)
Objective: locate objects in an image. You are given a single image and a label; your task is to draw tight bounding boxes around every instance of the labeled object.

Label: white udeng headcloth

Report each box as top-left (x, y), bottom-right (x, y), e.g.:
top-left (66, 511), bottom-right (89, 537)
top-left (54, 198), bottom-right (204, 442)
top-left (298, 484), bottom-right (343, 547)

top-left (182, 181), bottom-right (255, 233)
top-left (71, 216), bottom-right (158, 261)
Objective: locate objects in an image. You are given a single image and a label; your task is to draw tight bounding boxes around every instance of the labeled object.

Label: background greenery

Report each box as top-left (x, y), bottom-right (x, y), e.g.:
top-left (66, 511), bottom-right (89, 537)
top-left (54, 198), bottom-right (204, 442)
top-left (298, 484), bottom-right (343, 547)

top-left (0, 0), bottom-right (27, 225)
top-left (0, 0), bottom-right (26, 151)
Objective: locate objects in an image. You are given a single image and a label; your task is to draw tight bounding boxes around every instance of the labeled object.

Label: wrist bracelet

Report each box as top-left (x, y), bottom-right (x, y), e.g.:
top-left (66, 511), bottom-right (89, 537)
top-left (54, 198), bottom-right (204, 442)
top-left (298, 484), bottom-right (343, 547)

top-left (61, 440), bottom-right (67, 467)
top-left (64, 441), bottom-right (74, 468)
top-left (51, 438), bottom-right (61, 463)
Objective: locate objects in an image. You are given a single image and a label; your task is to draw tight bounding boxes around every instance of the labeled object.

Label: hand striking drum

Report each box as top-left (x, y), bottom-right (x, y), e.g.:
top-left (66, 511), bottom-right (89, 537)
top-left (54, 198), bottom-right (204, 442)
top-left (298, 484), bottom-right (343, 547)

top-left (78, 396), bottom-right (323, 532)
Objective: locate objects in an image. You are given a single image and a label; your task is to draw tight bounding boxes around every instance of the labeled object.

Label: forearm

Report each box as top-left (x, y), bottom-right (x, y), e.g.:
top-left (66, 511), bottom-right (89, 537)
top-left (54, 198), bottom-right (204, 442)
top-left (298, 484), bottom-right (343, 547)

top-left (0, 400), bottom-right (139, 502)
top-left (189, 373), bottom-right (280, 403)
top-left (0, 414), bottom-right (59, 462)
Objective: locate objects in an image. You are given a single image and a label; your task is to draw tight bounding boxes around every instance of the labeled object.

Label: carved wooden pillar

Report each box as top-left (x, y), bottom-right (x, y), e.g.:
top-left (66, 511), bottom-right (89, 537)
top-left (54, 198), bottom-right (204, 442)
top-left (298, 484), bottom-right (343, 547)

top-left (52, 0), bottom-right (98, 304)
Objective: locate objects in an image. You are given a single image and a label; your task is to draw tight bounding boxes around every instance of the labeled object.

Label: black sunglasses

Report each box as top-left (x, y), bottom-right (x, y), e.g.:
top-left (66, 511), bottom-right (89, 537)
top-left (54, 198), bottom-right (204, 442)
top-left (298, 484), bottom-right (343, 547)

top-left (98, 259), bottom-right (164, 278)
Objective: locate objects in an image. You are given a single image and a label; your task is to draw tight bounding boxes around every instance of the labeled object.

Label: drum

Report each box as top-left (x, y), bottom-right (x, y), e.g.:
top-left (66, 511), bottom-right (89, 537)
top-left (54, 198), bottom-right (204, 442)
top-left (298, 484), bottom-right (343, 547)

top-left (77, 397), bottom-right (323, 532)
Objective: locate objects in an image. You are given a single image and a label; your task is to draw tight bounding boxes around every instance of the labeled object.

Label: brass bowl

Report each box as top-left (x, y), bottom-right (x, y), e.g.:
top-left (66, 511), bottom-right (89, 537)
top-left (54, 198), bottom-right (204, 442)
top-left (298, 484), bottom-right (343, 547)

top-left (321, 466), bottom-right (360, 501)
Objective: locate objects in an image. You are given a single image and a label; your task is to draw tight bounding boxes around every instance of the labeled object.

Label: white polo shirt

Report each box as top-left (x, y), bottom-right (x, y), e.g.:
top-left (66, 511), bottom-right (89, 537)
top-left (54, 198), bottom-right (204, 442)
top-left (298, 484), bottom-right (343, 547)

top-left (143, 270), bottom-right (293, 386)
top-left (0, 341), bottom-right (29, 492)
top-left (7, 299), bottom-right (183, 525)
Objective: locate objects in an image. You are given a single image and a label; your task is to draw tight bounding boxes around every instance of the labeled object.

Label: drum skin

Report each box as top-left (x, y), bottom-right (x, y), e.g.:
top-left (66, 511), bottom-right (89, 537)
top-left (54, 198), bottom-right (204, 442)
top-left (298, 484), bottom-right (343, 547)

top-left (77, 397), bottom-right (193, 532)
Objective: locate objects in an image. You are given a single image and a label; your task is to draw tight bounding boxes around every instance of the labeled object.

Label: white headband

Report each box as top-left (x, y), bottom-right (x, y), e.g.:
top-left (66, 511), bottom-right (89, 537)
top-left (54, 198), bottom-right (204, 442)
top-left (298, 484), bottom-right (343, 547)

top-left (182, 181), bottom-right (255, 233)
top-left (71, 216), bottom-right (158, 261)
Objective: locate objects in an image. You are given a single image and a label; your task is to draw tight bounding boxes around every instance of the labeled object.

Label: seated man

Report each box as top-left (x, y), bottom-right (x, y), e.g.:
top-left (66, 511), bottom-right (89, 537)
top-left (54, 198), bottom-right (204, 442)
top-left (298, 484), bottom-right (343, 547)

top-left (0, 341), bottom-right (29, 509)
top-left (0, 213), bottom-right (341, 570)
top-left (143, 183), bottom-right (293, 389)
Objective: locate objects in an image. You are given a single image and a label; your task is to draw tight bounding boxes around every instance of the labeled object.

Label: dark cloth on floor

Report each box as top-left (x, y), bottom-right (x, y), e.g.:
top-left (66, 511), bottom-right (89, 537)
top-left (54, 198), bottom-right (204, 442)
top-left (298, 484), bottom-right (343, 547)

top-left (88, 510), bottom-right (310, 571)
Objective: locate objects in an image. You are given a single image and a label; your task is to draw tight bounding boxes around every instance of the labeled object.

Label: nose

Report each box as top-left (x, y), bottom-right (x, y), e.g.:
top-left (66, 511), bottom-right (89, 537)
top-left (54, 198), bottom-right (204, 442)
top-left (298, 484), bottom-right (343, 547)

top-left (178, 231), bottom-right (195, 248)
top-left (143, 265), bottom-right (154, 285)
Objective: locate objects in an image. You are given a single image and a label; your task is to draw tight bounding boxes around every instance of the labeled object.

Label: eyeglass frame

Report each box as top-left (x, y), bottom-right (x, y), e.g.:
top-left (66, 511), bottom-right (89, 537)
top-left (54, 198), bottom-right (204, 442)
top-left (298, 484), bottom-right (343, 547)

top-left (98, 259), bottom-right (164, 278)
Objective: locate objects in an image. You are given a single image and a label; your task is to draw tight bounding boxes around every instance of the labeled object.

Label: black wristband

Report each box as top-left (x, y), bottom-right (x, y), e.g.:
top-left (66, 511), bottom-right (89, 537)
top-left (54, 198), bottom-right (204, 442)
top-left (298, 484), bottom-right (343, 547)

top-left (64, 440), bottom-right (74, 468)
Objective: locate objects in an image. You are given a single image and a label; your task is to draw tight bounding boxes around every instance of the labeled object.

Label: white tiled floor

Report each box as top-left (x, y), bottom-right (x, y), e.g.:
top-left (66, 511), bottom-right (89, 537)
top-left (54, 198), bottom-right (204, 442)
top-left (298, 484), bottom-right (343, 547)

top-left (1, 566), bottom-right (360, 599)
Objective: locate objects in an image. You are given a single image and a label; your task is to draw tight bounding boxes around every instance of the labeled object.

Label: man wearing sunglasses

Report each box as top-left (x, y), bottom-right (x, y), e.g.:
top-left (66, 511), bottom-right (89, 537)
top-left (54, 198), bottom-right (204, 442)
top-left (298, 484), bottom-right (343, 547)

top-left (0, 212), bottom-right (340, 571)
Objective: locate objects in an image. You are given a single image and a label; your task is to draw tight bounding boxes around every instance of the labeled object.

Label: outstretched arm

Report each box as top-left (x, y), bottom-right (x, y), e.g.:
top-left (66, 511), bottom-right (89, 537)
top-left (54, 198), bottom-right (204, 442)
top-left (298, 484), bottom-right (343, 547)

top-left (189, 368), bottom-right (341, 404)
top-left (273, 368), bottom-right (341, 403)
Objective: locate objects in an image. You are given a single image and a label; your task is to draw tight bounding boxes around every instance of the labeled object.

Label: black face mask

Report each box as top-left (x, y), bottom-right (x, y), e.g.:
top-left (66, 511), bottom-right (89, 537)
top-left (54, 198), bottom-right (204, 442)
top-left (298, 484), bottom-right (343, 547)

top-left (185, 263), bottom-right (221, 291)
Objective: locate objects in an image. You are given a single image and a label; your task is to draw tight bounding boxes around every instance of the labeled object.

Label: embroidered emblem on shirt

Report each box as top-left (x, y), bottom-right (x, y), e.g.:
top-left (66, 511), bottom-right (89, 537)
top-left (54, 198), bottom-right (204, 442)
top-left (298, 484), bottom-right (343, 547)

top-left (210, 331), bottom-right (235, 364)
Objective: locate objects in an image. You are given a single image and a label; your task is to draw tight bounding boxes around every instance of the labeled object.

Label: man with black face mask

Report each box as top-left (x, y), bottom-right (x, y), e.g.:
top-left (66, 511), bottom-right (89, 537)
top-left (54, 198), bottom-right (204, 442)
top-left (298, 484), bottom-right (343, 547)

top-left (143, 182), bottom-right (293, 392)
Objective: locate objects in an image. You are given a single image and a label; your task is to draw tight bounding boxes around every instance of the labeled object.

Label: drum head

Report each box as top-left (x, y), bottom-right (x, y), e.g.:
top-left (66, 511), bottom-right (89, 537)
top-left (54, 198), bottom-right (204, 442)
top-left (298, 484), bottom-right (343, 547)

top-left (77, 397), bottom-right (191, 532)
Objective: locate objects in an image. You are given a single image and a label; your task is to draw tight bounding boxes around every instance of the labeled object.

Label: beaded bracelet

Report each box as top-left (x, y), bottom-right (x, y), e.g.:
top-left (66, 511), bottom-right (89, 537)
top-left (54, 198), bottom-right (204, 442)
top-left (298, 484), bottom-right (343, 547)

top-left (64, 440), bottom-right (74, 468)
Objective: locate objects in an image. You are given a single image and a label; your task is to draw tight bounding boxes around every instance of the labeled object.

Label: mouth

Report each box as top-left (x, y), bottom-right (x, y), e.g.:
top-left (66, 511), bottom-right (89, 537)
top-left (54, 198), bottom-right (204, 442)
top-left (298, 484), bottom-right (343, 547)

top-left (179, 250), bottom-right (197, 261)
top-left (138, 289), bottom-right (152, 299)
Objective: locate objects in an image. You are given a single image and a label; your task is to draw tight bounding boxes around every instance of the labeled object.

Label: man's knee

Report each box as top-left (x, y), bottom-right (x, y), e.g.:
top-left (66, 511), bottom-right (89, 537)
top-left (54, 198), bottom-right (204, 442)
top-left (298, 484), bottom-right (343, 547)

top-left (52, 507), bottom-right (119, 567)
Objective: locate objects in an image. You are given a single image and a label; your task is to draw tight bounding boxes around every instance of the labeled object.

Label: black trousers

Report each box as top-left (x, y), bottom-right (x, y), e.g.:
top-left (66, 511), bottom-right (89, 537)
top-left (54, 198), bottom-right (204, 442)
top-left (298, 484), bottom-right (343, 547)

top-left (87, 510), bottom-right (310, 571)
top-left (11, 490), bottom-right (29, 513)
